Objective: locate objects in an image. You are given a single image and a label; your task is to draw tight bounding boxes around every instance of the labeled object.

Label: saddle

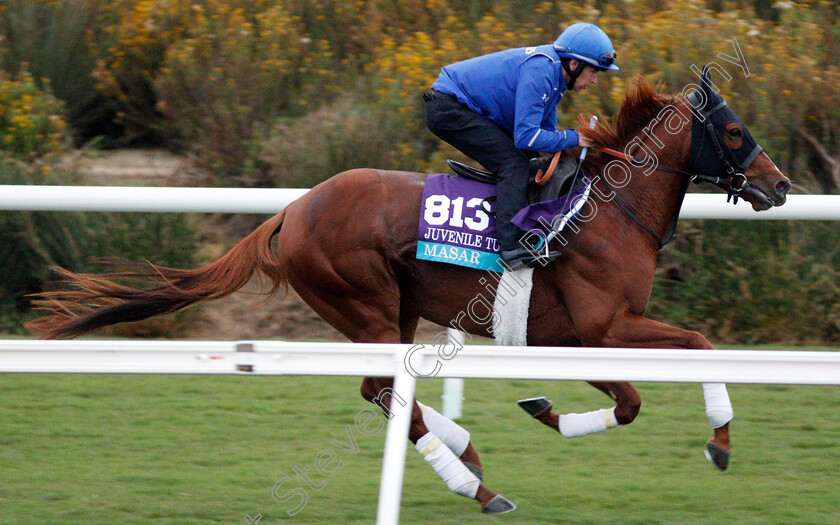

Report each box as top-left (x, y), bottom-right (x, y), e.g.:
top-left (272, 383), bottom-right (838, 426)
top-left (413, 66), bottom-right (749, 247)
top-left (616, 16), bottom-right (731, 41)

top-left (447, 155), bottom-right (585, 205)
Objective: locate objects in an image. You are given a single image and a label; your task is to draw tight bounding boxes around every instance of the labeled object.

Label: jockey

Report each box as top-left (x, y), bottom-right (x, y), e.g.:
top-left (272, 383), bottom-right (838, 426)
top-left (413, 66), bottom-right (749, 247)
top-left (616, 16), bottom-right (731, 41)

top-left (424, 23), bottom-right (619, 270)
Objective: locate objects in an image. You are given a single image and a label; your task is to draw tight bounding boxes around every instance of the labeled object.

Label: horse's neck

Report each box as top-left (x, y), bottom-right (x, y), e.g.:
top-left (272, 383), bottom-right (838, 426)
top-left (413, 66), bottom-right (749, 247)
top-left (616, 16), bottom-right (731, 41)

top-left (597, 112), bottom-right (692, 245)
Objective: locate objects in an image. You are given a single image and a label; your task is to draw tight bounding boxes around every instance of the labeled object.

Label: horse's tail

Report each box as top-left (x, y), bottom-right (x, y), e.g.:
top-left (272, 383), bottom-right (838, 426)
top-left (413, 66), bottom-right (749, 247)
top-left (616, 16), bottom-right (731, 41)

top-left (26, 210), bottom-right (289, 339)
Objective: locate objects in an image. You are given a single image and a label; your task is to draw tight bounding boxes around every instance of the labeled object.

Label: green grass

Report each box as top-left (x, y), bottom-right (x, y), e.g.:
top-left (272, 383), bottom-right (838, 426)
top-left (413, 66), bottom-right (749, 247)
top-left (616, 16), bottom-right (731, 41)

top-left (1, 373), bottom-right (839, 524)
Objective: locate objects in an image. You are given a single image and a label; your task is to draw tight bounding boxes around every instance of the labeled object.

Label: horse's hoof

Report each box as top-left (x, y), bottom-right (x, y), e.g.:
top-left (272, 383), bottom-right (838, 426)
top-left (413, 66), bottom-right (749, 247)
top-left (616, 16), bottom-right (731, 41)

top-left (464, 462), bottom-right (483, 482)
top-left (517, 396), bottom-right (552, 417)
top-left (481, 494), bottom-right (517, 514)
top-left (705, 441), bottom-right (730, 471)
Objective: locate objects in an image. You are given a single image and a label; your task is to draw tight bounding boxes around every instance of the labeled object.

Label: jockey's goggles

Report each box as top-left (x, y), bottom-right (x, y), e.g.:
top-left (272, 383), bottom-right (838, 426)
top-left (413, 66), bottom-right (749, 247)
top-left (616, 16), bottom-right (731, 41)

top-left (597, 51), bottom-right (617, 68)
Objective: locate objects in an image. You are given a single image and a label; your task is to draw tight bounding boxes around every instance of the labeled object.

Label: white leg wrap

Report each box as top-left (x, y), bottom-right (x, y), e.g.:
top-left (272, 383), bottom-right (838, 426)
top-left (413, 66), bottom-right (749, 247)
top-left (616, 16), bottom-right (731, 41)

top-left (415, 433), bottom-right (480, 499)
top-left (558, 407), bottom-right (619, 439)
top-left (416, 401), bottom-right (471, 456)
top-left (703, 383), bottom-right (733, 428)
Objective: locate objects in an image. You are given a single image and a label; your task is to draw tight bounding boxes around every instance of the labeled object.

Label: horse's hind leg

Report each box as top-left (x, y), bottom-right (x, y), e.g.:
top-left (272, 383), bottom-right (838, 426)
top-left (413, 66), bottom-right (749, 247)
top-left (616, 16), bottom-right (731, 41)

top-left (395, 313), bottom-right (485, 479)
top-left (358, 314), bottom-right (511, 513)
top-left (277, 220), bottom-right (513, 510)
top-left (360, 373), bottom-right (512, 512)
top-left (359, 381), bottom-right (486, 481)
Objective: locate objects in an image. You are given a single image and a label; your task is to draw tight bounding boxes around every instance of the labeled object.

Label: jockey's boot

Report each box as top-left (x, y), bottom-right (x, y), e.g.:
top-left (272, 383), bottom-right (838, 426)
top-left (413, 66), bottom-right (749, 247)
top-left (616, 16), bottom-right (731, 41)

top-left (497, 159), bottom-right (561, 271)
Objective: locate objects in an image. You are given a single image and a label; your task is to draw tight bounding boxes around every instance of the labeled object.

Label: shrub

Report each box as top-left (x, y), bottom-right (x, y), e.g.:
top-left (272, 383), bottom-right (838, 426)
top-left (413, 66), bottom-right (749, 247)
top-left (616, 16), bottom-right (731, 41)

top-left (650, 219), bottom-right (840, 344)
top-left (89, 0), bottom-right (341, 156)
top-left (0, 0), bottom-right (116, 144)
top-left (86, 0), bottom-right (198, 144)
top-left (0, 68), bottom-right (68, 158)
top-left (255, 98), bottom-right (406, 188)
top-left (0, 159), bottom-right (83, 332)
top-left (154, 3), bottom-right (334, 182)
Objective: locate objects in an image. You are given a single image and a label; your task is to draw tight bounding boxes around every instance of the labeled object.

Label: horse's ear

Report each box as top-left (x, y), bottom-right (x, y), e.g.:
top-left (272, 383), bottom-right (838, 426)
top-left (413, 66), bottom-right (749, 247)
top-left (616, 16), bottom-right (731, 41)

top-left (700, 66), bottom-right (717, 108)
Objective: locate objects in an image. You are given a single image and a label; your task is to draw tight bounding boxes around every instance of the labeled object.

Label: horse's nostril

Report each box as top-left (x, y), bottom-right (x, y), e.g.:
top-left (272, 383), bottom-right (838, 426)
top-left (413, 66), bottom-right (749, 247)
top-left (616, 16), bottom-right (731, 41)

top-left (776, 180), bottom-right (791, 196)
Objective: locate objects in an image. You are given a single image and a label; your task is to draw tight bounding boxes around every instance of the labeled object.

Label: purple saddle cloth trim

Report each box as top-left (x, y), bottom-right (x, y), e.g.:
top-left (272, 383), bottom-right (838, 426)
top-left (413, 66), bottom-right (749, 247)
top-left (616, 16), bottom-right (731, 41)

top-left (511, 176), bottom-right (591, 233)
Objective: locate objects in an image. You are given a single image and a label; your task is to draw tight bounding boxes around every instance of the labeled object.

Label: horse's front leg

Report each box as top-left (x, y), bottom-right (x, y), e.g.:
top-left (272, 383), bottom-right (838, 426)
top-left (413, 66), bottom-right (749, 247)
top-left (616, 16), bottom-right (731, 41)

top-left (519, 381), bottom-right (640, 441)
top-left (599, 312), bottom-right (733, 470)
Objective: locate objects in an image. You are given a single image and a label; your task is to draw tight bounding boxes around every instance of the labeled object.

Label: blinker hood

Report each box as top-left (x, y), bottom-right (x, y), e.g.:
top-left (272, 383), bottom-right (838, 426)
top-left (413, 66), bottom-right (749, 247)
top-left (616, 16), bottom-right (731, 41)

top-left (687, 68), bottom-right (763, 178)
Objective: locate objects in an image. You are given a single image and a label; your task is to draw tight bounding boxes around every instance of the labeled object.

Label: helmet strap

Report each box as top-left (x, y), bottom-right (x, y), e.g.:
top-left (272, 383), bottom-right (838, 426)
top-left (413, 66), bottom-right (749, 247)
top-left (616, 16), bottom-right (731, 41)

top-left (561, 58), bottom-right (585, 90)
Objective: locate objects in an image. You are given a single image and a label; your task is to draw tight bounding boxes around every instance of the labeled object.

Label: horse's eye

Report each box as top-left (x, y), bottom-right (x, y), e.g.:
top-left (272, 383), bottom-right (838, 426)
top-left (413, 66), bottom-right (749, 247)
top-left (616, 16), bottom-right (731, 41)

top-left (728, 128), bottom-right (742, 138)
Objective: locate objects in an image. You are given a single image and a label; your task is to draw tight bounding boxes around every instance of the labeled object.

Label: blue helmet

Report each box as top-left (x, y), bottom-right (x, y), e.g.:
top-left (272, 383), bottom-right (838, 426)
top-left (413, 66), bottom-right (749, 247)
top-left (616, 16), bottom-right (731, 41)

top-left (553, 23), bottom-right (619, 71)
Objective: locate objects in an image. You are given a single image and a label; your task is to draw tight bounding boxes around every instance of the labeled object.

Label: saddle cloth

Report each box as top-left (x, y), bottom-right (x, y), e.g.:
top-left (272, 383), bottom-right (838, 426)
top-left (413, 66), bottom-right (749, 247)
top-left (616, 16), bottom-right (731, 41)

top-left (416, 173), bottom-right (591, 272)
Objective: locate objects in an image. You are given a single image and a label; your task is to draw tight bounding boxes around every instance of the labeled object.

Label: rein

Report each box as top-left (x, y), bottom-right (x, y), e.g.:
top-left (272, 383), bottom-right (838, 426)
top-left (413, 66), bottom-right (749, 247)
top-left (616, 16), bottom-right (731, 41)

top-left (597, 168), bottom-right (688, 249)
top-left (596, 145), bottom-right (718, 248)
top-left (536, 90), bottom-right (762, 250)
top-left (559, 92), bottom-right (760, 249)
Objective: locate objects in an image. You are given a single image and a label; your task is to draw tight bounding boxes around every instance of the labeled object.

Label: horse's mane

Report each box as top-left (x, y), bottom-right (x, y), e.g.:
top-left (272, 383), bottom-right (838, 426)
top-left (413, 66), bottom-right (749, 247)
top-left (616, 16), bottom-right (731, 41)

top-left (579, 75), bottom-right (677, 151)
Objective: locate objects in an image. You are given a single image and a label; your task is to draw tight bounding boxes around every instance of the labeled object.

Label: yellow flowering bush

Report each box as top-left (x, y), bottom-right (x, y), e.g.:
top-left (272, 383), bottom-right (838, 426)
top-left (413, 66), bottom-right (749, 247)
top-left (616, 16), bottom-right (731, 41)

top-left (88, 0), bottom-right (198, 141)
top-left (88, 0), bottom-right (340, 178)
top-left (0, 0), bottom-right (105, 143)
top-left (6, 0), bottom-right (835, 187)
top-left (0, 68), bottom-right (67, 158)
top-left (153, 2), bottom-right (332, 180)
top-left (359, 0), bottom-right (838, 184)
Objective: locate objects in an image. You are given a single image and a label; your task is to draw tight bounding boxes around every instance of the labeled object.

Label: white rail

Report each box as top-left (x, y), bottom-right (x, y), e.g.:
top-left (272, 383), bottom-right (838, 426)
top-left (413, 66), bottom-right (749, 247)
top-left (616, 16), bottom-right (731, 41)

top-left (2, 185), bottom-right (840, 219)
top-left (3, 340), bottom-right (840, 384)
top-left (0, 185), bottom-right (308, 213)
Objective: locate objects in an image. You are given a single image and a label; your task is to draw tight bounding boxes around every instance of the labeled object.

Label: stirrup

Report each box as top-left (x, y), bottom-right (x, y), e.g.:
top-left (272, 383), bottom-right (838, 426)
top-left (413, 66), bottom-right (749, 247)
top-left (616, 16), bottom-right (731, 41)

top-left (531, 250), bottom-right (562, 268)
top-left (529, 156), bottom-right (552, 179)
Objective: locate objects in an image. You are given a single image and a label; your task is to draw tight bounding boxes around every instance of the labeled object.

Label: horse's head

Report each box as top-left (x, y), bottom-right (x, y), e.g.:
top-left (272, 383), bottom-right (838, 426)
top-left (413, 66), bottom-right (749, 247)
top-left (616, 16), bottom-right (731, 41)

top-left (686, 68), bottom-right (790, 210)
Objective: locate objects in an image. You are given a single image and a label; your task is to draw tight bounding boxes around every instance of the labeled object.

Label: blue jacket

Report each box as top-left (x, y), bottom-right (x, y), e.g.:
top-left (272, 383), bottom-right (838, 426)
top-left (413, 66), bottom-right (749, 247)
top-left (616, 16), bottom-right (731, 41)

top-left (432, 45), bottom-right (579, 153)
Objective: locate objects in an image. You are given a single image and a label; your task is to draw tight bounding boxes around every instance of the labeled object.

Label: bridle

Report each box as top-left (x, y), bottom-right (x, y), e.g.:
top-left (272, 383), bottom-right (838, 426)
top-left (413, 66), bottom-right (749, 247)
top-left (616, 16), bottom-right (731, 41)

top-left (685, 90), bottom-right (763, 203)
top-left (584, 90), bottom-right (763, 248)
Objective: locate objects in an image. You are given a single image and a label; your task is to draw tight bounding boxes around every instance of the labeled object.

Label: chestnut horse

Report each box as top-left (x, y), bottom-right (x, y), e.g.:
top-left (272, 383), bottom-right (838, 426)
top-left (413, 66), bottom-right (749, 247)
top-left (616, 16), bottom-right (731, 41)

top-left (28, 75), bottom-right (790, 513)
